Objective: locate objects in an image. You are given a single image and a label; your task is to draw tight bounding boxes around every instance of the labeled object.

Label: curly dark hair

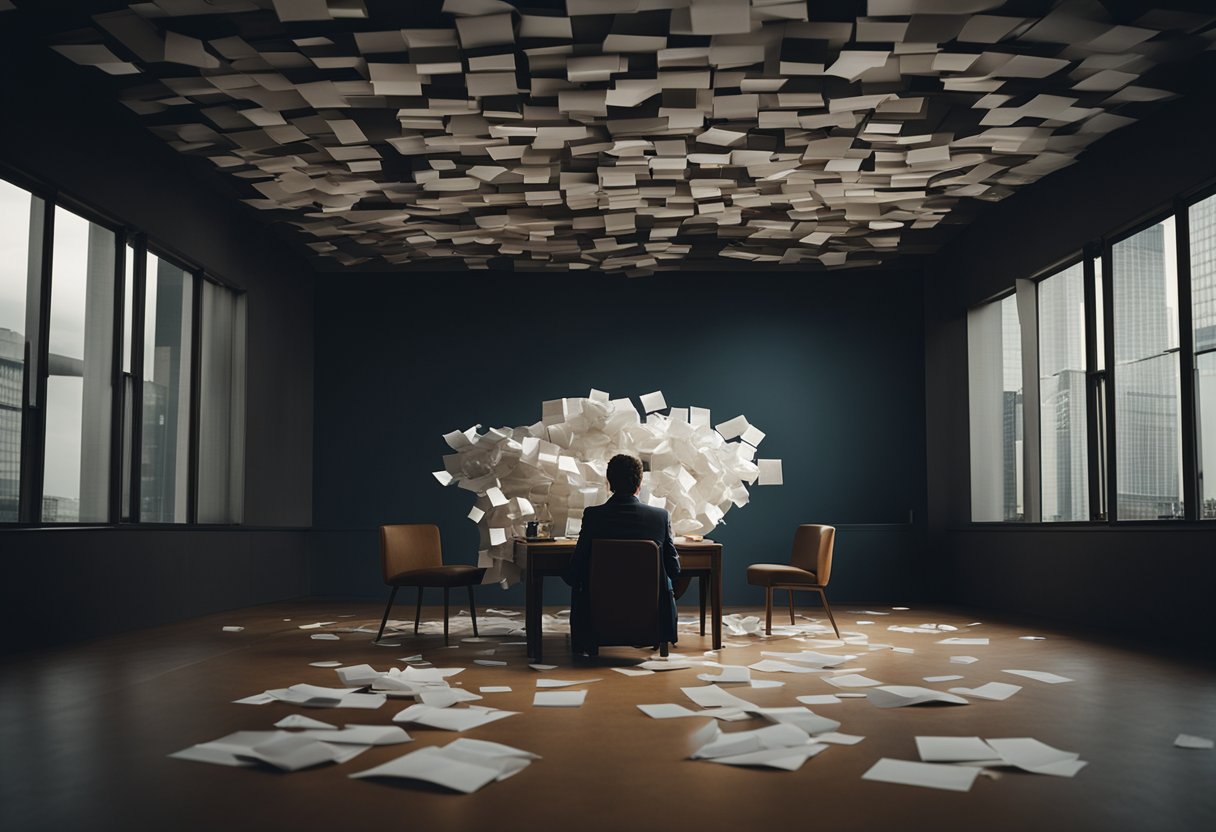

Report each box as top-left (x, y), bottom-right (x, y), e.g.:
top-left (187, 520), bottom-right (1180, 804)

top-left (606, 453), bottom-right (643, 494)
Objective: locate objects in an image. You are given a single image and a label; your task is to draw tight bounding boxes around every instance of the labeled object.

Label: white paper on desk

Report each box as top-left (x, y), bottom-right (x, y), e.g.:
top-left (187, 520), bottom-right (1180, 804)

top-left (985, 738), bottom-right (1087, 777)
top-left (638, 703), bottom-right (703, 719)
top-left (393, 704), bottom-right (517, 731)
top-left (924, 675), bottom-right (964, 683)
top-left (250, 734), bottom-right (358, 771)
top-left (1002, 669), bottom-right (1074, 684)
top-left (747, 706), bottom-right (841, 736)
top-left (825, 674), bottom-right (883, 689)
top-left (950, 656), bottom-right (979, 664)
top-left (697, 666), bottom-right (750, 684)
top-left (536, 678), bottom-right (601, 688)
top-left (275, 715), bottom-right (337, 730)
top-left (613, 667), bottom-right (655, 677)
top-left (682, 685), bottom-right (757, 710)
top-left (534, 690), bottom-right (586, 707)
top-left (796, 694), bottom-right (843, 705)
top-left (480, 686), bottom-right (512, 693)
top-left (1174, 734), bottom-right (1214, 749)
top-left (862, 758), bottom-right (979, 792)
top-left (938, 637), bottom-right (988, 645)
top-left (916, 736), bottom-right (997, 762)
top-left (866, 686), bottom-right (970, 708)
top-left (949, 682), bottom-right (1022, 701)
top-left (310, 661), bottom-right (343, 668)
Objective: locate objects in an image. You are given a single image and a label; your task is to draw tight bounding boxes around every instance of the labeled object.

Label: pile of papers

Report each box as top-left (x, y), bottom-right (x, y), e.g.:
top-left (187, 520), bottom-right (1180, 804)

top-left (351, 739), bottom-right (539, 794)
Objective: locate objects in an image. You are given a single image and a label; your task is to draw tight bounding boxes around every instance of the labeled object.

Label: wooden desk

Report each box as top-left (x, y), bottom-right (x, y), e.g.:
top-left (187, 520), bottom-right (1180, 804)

top-left (513, 538), bottom-right (723, 661)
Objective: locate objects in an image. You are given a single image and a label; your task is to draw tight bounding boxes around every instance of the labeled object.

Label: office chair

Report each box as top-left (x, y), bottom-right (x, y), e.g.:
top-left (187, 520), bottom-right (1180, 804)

top-left (376, 523), bottom-right (486, 642)
top-left (745, 524), bottom-right (840, 637)
top-left (581, 539), bottom-right (670, 657)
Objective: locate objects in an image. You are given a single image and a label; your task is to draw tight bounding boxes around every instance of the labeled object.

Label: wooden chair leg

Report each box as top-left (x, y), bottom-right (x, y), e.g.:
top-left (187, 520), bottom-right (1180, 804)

top-left (788, 588), bottom-right (796, 625)
top-left (699, 578), bottom-right (707, 636)
top-left (467, 585), bottom-right (479, 637)
top-left (414, 586), bottom-right (423, 634)
top-left (764, 586), bottom-right (773, 635)
top-left (816, 587), bottom-right (840, 638)
top-left (443, 587), bottom-right (450, 640)
top-left (376, 586), bottom-right (399, 642)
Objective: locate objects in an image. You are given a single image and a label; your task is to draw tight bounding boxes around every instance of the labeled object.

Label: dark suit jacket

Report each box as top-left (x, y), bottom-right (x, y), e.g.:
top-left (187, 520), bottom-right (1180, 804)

top-left (564, 493), bottom-right (681, 647)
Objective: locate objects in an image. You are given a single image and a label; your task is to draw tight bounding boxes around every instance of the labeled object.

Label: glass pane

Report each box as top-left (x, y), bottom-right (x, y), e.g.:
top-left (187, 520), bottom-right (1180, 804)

top-left (968, 294), bottom-right (1024, 521)
top-left (1092, 256), bottom-right (1105, 372)
top-left (1191, 194), bottom-right (1216, 517)
top-left (197, 281), bottom-right (245, 524)
top-left (43, 207), bottom-right (115, 523)
top-left (1112, 217), bottom-right (1183, 520)
top-left (140, 253), bottom-right (192, 523)
top-left (1038, 263), bottom-right (1089, 521)
top-left (0, 179), bottom-right (41, 522)
top-left (123, 243), bottom-right (134, 374)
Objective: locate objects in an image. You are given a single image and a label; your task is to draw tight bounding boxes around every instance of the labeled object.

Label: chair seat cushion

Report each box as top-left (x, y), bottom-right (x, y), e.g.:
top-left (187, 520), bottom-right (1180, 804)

top-left (388, 565), bottom-right (485, 587)
top-left (746, 564), bottom-right (819, 587)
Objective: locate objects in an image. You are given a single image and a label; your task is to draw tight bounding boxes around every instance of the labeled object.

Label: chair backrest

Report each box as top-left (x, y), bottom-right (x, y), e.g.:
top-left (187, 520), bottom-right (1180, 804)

top-left (790, 524), bottom-right (836, 586)
top-left (588, 539), bottom-right (661, 646)
top-left (379, 524), bottom-right (443, 582)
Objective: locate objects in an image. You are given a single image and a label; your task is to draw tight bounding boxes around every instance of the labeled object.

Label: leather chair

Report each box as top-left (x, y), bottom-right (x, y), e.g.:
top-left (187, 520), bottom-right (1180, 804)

top-left (375, 524), bottom-right (486, 642)
top-left (582, 539), bottom-right (669, 657)
top-left (745, 524), bottom-right (840, 637)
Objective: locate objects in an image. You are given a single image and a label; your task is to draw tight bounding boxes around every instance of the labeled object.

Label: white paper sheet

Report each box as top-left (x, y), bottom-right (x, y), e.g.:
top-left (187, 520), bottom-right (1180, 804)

top-left (949, 682), bottom-right (1022, 701)
top-left (1174, 734), bottom-right (1214, 749)
top-left (638, 703), bottom-right (703, 719)
top-left (1002, 669), bottom-right (1074, 684)
top-left (865, 686), bottom-right (969, 708)
top-left (533, 690), bottom-right (586, 707)
top-left (985, 738), bottom-right (1087, 777)
top-left (796, 694), bottom-right (843, 705)
top-left (392, 704), bottom-right (517, 731)
top-left (916, 736), bottom-right (997, 762)
top-left (535, 678), bottom-right (601, 688)
top-left (862, 758), bottom-right (980, 792)
top-left (825, 674), bottom-right (883, 688)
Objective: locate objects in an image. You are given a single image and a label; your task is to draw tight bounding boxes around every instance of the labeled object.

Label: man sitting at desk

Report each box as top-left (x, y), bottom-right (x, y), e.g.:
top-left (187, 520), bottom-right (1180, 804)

top-left (564, 453), bottom-right (681, 655)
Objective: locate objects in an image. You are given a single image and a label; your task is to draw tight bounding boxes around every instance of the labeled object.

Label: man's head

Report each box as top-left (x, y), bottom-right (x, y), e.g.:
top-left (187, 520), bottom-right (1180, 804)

top-left (606, 453), bottom-right (643, 495)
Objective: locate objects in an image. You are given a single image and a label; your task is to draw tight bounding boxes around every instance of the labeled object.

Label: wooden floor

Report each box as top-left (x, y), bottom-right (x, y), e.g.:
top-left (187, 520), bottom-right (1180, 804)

top-left (1, 601), bottom-right (1213, 832)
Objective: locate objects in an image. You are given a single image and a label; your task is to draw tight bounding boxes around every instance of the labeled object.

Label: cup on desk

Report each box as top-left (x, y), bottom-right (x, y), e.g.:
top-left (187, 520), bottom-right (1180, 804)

top-left (525, 521), bottom-right (538, 538)
top-left (536, 521), bottom-right (552, 540)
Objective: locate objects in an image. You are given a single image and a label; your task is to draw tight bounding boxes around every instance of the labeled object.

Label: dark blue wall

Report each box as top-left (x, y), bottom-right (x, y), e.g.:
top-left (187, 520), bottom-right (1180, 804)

top-left (311, 269), bottom-right (928, 608)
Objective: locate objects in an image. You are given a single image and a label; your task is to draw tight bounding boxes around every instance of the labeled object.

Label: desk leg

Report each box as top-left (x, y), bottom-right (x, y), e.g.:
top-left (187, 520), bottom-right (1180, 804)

top-left (711, 552), bottom-right (722, 650)
top-left (526, 569), bottom-right (540, 661)
top-left (699, 578), bottom-right (707, 637)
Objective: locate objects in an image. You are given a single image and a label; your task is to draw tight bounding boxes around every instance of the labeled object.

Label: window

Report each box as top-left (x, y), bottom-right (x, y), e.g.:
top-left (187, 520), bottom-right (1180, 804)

top-left (1112, 217), bottom-right (1183, 520)
top-left (0, 178), bottom-right (42, 523)
top-left (140, 252), bottom-right (193, 523)
top-left (969, 294), bottom-right (1024, 521)
top-left (1037, 263), bottom-right (1089, 521)
top-left (43, 207), bottom-right (116, 523)
top-left (1190, 193), bottom-right (1216, 518)
top-left (0, 170), bottom-right (246, 527)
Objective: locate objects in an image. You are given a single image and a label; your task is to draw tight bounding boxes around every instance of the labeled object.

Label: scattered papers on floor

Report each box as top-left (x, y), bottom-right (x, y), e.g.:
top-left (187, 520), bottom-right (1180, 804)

top-left (950, 656), bottom-right (980, 664)
top-left (171, 730), bottom-right (372, 771)
top-left (613, 667), bottom-right (655, 677)
top-left (534, 690), bottom-right (586, 707)
top-left (393, 704), bottom-right (517, 731)
top-left (690, 722), bottom-right (828, 770)
top-left (350, 739), bottom-right (538, 793)
top-left (948, 682), bottom-right (1022, 701)
top-left (1174, 734), bottom-right (1214, 749)
top-left (536, 678), bottom-right (600, 688)
top-left (825, 674), bottom-right (883, 689)
top-left (275, 715), bottom-right (337, 730)
top-left (866, 686), bottom-right (969, 708)
top-left (222, 626), bottom-right (244, 632)
top-left (937, 637), bottom-right (988, 645)
top-left (863, 758), bottom-right (979, 792)
top-left (1002, 669), bottom-right (1074, 684)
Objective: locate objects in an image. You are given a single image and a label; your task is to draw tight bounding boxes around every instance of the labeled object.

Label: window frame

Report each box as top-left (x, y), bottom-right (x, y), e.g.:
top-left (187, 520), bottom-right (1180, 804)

top-left (0, 163), bottom-right (247, 529)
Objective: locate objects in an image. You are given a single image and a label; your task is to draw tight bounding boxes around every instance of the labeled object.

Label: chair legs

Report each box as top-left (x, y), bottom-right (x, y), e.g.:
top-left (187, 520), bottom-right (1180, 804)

top-left (443, 587), bottom-right (450, 640)
top-left (816, 587), bottom-right (840, 638)
top-left (376, 585), bottom-right (399, 642)
top-left (787, 589), bottom-right (796, 625)
top-left (414, 587), bottom-right (423, 634)
top-left (467, 585), bottom-right (479, 638)
top-left (764, 587), bottom-right (773, 635)
top-left (699, 578), bottom-right (707, 636)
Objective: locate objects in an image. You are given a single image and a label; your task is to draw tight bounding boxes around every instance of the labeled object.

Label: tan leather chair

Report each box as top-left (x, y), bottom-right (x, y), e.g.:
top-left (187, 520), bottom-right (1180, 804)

top-left (583, 539), bottom-right (669, 657)
top-left (376, 524), bottom-right (486, 642)
top-left (746, 524), bottom-right (839, 637)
